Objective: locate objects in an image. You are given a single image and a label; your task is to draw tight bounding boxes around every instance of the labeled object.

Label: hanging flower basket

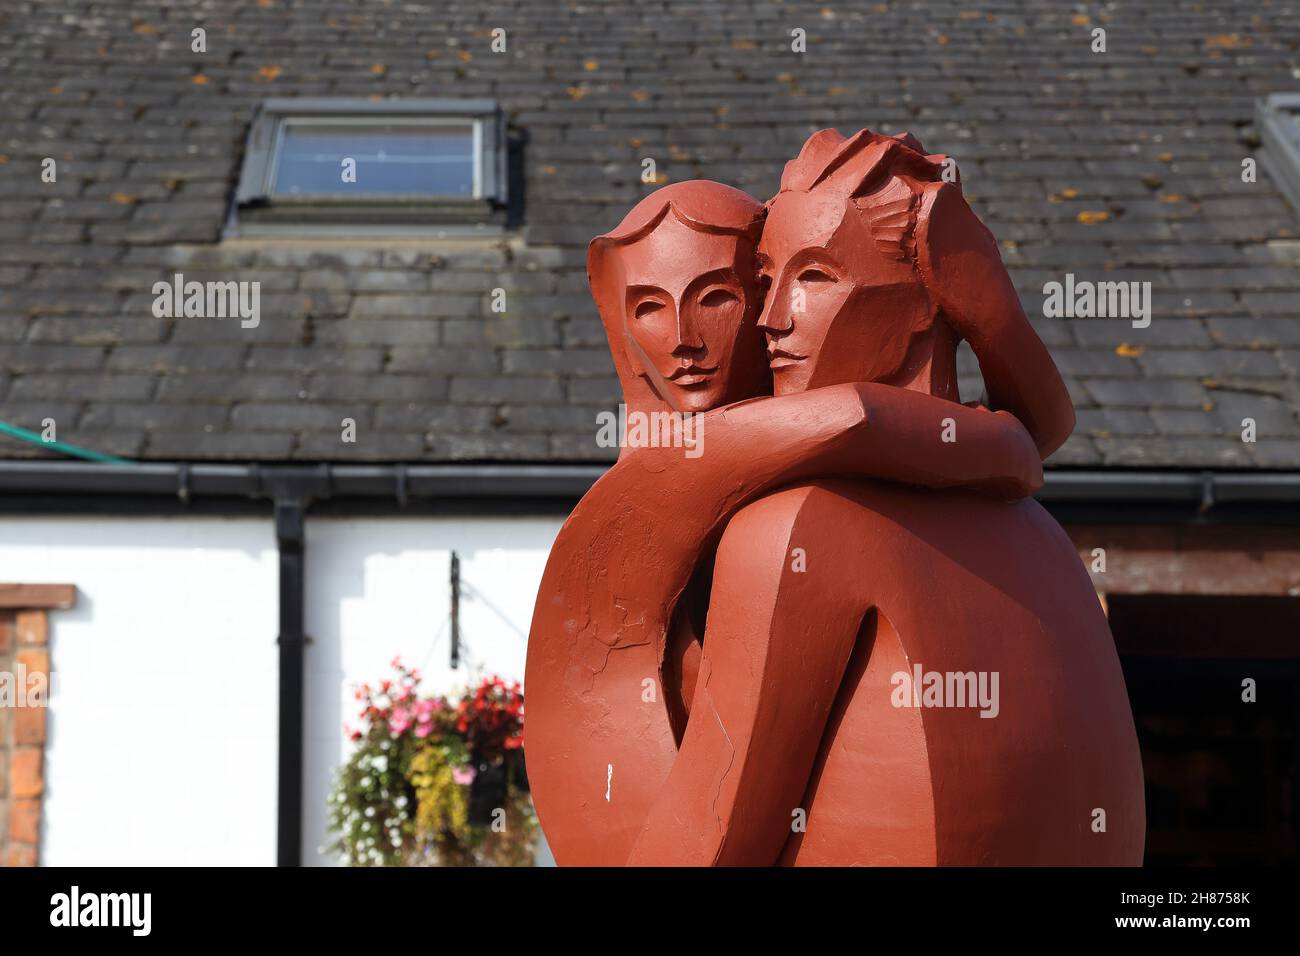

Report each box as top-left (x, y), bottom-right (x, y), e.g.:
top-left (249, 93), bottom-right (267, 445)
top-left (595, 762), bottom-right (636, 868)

top-left (327, 659), bottom-right (536, 866)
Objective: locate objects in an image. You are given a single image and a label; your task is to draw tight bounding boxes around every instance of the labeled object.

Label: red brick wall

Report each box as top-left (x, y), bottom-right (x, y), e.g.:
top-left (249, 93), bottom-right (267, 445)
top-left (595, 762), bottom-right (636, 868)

top-left (0, 609), bottom-right (51, 867)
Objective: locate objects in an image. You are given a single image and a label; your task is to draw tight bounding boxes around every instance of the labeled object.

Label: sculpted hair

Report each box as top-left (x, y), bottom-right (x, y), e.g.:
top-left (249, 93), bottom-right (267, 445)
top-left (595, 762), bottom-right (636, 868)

top-left (593, 180), bottom-right (765, 251)
top-left (775, 128), bottom-right (955, 263)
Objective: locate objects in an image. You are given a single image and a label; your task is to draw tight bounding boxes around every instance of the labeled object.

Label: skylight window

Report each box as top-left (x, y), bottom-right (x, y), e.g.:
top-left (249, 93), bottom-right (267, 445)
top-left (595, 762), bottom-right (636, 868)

top-left (230, 98), bottom-right (506, 236)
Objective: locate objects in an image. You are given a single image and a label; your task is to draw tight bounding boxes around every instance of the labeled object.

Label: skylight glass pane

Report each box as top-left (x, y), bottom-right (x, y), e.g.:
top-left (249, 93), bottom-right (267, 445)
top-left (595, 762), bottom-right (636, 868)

top-left (272, 122), bottom-right (476, 196)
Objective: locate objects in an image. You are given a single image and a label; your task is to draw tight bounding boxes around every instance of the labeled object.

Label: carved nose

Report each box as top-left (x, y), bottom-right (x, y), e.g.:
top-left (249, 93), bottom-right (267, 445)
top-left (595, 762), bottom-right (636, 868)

top-left (758, 296), bottom-right (793, 334)
top-left (673, 302), bottom-right (705, 351)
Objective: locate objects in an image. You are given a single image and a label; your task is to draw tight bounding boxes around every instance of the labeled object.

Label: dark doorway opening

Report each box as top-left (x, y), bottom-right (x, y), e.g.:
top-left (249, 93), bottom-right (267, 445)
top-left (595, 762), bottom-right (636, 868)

top-left (1108, 594), bottom-right (1300, 866)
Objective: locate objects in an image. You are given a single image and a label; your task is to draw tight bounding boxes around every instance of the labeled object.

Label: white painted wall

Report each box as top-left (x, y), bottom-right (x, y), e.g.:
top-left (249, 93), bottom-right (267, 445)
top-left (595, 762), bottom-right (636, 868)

top-left (303, 516), bottom-right (562, 866)
top-left (0, 517), bottom-right (280, 865)
top-left (0, 512), bottom-right (563, 866)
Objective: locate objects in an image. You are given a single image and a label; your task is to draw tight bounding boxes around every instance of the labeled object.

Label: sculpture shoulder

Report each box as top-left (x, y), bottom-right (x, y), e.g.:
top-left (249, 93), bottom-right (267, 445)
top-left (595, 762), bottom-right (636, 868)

top-left (718, 479), bottom-right (888, 551)
top-left (724, 478), bottom-right (1065, 553)
top-left (717, 481), bottom-right (1089, 631)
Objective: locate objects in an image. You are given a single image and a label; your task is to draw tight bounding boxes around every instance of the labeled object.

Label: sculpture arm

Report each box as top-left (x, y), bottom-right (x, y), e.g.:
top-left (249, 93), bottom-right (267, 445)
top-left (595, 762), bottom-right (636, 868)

top-left (617, 380), bottom-right (1043, 505)
top-left (826, 382), bottom-right (1042, 499)
top-left (917, 182), bottom-right (1075, 459)
top-left (625, 487), bottom-right (866, 866)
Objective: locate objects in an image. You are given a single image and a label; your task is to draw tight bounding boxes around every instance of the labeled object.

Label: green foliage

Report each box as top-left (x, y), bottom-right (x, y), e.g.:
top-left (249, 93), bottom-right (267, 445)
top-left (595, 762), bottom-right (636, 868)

top-left (327, 735), bottom-right (415, 867)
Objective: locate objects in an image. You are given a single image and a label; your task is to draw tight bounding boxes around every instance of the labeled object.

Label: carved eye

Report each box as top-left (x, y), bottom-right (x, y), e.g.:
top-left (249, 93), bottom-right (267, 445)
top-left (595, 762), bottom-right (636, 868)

top-left (699, 288), bottom-right (739, 308)
top-left (634, 298), bottom-right (666, 319)
top-left (797, 267), bottom-right (835, 283)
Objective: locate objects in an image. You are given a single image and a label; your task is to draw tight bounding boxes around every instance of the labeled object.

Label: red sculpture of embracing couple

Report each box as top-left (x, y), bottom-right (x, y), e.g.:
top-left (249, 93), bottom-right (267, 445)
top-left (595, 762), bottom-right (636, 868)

top-left (525, 128), bottom-right (1146, 866)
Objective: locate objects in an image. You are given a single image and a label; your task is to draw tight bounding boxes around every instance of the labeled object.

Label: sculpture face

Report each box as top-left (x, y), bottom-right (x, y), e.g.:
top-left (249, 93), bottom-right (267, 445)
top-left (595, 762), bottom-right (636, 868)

top-left (615, 214), bottom-right (766, 412)
top-left (756, 189), bottom-right (933, 395)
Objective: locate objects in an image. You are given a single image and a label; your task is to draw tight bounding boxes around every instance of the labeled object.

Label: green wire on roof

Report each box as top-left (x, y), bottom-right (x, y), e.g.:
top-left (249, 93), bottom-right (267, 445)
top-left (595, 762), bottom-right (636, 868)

top-left (0, 420), bottom-right (135, 465)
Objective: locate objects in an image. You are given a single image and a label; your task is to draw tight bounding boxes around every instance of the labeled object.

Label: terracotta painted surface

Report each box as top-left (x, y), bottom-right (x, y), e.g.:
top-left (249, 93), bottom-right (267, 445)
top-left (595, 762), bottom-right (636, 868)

top-left (525, 129), bottom-right (1145, 866)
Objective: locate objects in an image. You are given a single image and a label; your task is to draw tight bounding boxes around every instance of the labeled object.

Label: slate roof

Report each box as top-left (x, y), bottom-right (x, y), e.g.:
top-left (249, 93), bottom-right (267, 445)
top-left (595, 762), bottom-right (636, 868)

top-left (1, 0), bottom-right (1298, 469)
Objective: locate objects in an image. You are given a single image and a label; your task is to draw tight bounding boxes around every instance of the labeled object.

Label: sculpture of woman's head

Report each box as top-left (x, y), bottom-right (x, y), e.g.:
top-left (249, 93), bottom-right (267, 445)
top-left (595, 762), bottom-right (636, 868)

top-left (589, 181), bottom-right (769, 414)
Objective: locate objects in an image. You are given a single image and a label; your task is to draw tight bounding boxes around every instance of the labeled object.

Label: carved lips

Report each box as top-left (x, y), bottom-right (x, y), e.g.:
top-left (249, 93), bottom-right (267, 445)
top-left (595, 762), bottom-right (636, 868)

top-left (666, 361), bottom-right (720, 387)
top-left (765, 343), bottom-right (806, 370)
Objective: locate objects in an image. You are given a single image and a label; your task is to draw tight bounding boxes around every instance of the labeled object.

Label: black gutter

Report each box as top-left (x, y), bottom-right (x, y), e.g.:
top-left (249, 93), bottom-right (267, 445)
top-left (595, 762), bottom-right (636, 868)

top-left (1, 461), bottom-right (1299, 518)
top-left (0, 461), bottom-right (601, 500)
top-left (1037, 469), bottom-right (1300, 507)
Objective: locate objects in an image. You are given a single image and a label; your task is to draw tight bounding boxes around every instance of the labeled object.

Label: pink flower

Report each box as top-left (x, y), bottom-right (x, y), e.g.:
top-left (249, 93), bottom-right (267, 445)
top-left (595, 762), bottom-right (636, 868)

top-left (388, 705), bottom-right (412, 737)
top-left (414, 720), bottom-right (434, 739)
top-left (452, 765), bottom-right (477, 786)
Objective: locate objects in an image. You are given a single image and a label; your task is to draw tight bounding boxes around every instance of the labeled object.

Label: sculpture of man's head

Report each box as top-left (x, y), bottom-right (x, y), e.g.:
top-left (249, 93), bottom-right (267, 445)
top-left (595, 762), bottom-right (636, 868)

top-left (757, 127), bottom-right (1075, 459)
top-left (757, 129), bottom-right (955, 398)
top-left (589, 181), bottom-right (769, 414)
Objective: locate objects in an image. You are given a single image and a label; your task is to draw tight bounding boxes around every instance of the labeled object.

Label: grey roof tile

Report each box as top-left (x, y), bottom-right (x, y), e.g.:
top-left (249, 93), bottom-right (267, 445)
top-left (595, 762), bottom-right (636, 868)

top-left (1139, 349), bottom-right (1284, 379)
top-left (1095, 436), bottom-right (1256, 468)
top-left (295, 430), bottom-right (427, 460)
top-left (146, 430), bottom-right (297, 460)
top-left (1084, 379), bottom-right (1213, 409)
top-left (1246, 440), bottom-right (1300, 468)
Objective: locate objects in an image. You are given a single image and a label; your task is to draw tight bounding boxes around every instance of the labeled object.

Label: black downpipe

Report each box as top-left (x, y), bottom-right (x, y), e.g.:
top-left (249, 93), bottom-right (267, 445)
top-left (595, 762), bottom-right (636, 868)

top-left (450, 550), bottom-right (461, 670)
top-left (275, 496), bottom-right (306, 867)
